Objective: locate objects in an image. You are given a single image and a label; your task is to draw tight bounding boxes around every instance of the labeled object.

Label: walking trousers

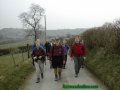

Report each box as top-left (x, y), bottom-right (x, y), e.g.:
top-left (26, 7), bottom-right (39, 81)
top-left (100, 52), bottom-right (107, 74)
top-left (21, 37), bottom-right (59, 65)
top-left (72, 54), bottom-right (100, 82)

top-left (34, 60), bottom-right (44, 79)
top-left (73, 56), bottom-right (83, 74)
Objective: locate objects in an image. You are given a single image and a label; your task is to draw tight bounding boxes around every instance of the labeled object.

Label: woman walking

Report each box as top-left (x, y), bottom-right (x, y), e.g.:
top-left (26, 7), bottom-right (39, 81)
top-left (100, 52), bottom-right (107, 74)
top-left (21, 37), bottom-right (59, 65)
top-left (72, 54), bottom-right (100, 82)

top-left (32, 39), bottom-right (46, 83)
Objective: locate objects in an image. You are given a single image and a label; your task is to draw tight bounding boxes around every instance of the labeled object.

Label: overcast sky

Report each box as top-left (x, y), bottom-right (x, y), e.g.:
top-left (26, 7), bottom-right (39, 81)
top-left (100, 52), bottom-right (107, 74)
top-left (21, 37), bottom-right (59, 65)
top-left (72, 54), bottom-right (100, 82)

top-left (0, 0), bottom-right (120, 30)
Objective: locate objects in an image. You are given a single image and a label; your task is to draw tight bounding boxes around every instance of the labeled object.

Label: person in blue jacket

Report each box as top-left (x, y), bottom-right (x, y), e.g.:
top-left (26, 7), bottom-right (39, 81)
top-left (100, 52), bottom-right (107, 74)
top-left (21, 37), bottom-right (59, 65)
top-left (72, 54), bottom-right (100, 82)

top-left (62, 39), bottom-right (69, 69)
top-left (31, 39), bottom-right (46, 83)
top-left (31, 39), bottom-right (45, 66)
top-left (32, 42), bottom-right (45, 52)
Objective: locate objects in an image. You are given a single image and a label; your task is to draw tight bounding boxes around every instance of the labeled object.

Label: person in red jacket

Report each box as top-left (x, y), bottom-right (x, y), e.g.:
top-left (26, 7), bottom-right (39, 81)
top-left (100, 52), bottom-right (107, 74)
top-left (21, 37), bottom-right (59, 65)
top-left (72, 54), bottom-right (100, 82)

top-left (50, 39), bottom-right (65, 81)
top-left (80, 39), bottom-right (85, 68)
top-left (70, 36), bottom-right (86, 77)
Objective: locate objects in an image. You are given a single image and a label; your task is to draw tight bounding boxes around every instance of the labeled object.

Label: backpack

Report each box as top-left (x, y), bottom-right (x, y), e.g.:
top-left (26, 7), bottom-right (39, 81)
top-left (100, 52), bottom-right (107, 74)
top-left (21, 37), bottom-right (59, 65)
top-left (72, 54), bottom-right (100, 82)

top-left (52, 45), bottom-right (63, 56)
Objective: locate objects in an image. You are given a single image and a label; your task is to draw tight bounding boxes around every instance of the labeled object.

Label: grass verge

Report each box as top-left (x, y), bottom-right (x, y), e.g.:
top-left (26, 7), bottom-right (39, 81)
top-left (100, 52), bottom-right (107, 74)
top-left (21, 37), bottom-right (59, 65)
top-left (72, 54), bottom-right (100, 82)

top-left (85, 48), bottom-right (120, 90)
top-left (0, 53), bottom-right (34, 90)
top-left (0, 61), bottom-right (34, 90)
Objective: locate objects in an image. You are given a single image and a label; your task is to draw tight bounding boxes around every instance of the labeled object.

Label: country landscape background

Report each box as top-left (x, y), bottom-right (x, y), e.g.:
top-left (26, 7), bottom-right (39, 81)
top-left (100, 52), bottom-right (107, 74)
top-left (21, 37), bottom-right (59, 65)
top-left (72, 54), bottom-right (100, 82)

top-left (1, 0), bottom-right (120, 90)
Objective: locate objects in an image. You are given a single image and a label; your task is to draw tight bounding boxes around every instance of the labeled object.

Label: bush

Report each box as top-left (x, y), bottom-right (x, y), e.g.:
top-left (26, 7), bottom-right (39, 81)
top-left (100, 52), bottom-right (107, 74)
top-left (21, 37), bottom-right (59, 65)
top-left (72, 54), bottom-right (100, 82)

top-left (0, 45), bottom-right (32, 56)
top-left (85, 49), bottom-right (120, 90)
top-left (0, 61), bottom-right (34, 90)
top-left (67, 19), bottom-right (120, 90)
top-left (0, 48), bottom-right (11, 56)
top-left (82, 24), bottom-right (120, 54)
top-left (81, 20), bottom-right (120, 90)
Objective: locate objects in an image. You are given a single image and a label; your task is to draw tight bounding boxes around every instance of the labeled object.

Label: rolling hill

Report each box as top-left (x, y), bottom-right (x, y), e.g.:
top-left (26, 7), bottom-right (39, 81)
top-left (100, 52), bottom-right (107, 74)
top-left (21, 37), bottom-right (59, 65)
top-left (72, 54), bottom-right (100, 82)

top-left (0, 28), bottom-right (87, 44)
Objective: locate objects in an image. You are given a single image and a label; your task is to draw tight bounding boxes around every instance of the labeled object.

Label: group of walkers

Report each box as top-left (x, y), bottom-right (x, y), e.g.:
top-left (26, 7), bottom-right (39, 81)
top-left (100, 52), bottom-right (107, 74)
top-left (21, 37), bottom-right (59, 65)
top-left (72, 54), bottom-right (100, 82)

top-left (31, 35), bottom-right (86, 83)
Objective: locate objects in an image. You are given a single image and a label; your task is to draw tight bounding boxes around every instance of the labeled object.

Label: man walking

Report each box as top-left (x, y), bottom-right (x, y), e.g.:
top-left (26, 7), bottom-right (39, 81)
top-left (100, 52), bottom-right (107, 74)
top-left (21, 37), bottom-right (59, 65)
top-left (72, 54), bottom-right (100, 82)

top-left (70, 36), bottom-right (86, 77)
top-left (50, 39), bottom-right (65, 81)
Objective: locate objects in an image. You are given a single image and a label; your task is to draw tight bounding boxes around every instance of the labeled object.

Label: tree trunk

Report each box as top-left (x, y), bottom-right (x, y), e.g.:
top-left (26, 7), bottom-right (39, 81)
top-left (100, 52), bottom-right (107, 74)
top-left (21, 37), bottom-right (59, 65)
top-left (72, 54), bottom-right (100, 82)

top-left (34, 29), bottom-right (37, 41)
top-left (27, 44), bottom-right (30, 58)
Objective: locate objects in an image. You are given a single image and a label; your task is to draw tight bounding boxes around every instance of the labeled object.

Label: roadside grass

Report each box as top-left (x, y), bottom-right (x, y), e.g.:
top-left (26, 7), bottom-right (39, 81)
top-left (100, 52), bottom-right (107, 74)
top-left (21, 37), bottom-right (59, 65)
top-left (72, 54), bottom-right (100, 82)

top-left (0, 52), bottom-right (34, 90)
top-left (0, 38), bottom-right (45, 90)
top-left (85, 48), bottom-right (120, 90)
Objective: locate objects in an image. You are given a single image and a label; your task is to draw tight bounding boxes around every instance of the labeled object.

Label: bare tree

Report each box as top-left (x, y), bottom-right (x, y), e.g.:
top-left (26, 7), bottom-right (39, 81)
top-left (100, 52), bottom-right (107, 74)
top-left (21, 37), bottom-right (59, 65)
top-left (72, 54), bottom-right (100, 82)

top-left (19, 4), bottom-right (45, 41)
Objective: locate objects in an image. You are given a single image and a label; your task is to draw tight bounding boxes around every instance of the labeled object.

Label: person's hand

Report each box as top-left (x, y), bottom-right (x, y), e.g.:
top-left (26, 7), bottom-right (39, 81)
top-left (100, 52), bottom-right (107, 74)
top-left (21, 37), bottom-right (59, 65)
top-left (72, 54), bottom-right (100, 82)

top-left (33, 56), bottom-right (37, 60)
top-left (83, 57), bottom-right (86, 60)
top-left (70, 57), bottom-right (72, 61)
top-left (38, 56), bottom-right (42, 59)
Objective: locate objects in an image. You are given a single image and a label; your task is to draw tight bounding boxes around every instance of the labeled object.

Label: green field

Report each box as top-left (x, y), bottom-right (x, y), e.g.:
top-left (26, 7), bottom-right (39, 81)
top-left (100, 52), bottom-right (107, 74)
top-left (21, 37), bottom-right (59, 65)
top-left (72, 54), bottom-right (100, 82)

top-left (0, 39), bottom-right (45, 49)
top-left (0, 39), bottom-right (34, 49)
top-left (0, 38), bottom-right (46, 90)
top-left (0, 52), bottom-right (34, 90)
top-left (0, 52), bottom-right (29, 74)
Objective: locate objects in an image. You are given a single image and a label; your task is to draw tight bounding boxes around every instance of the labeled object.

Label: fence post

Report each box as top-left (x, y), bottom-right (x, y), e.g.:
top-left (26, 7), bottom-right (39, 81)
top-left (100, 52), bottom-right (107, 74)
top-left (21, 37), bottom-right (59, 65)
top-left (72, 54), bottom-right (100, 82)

top-left (10, 49), bottom-right (16, 67)
top-left (21, 49), bottom-right (24, 62)
top-left (27, 44), bottom-right (30, 58)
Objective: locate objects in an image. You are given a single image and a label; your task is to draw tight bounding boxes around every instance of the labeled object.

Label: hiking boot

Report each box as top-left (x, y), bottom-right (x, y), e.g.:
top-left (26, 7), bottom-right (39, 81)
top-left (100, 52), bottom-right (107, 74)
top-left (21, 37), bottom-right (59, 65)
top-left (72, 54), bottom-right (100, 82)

top-left (54, 74), bottom-right (58, 81)
top-left (36, 78), bottom-right (40, 83)
top-left (41, 73), bottom-right (44, 79)
top-left (75, 73), bottom-right (78, 78)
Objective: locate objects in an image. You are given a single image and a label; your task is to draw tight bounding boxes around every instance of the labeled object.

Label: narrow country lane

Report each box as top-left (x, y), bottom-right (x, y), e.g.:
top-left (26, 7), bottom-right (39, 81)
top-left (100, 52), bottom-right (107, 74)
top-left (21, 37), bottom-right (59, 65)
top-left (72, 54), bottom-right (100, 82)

top-left (20, 56), bottom-right (108, 90)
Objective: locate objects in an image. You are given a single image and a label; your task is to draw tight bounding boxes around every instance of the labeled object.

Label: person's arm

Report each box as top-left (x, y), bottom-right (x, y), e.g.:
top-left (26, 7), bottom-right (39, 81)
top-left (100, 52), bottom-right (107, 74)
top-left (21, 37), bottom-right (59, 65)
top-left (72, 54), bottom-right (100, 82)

top-left (31, 50), bottom-right (35, 66)
top-left (42, 48), bottom-right (45, 55)
top-left (41, 48), bottom-right (46, 64)
top-left (49, 46), bottom-right (53, 64)
top-left (48, 44), bottom-right (51, 53)
top-left (31, 49), bottom-right (36, 58)
top-left (70, 45), bottom-right (73, 58)
top-left (82, 45), bottom-right (86, 59)
top-left (67, 44), bottom-right (70, 50)
top-left (62, 46), bottom-right (65, 64)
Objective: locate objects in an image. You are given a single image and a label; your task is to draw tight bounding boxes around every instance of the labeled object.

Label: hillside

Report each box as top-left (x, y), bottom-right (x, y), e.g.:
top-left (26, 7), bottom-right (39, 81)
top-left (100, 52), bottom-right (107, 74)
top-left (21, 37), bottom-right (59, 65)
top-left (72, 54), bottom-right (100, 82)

top-left (47, 28), bottom-right (86, 36)
top-left (0, 28), bottom-right (87, 44)
top-left (0, 28), bottom-right (27, 43)
top-left (0, 28), bottom-right (26, 39)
